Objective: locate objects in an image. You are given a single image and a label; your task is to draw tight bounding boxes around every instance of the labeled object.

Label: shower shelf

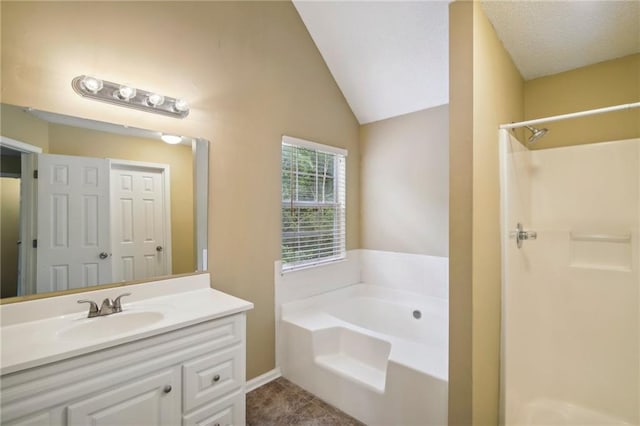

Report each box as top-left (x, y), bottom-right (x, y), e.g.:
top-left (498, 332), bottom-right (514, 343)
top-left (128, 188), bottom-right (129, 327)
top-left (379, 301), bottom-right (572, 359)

top-left (569, 263), bottom-right (632, 273)
top-left (569, 232), bottom-right (631, 243)
top-left (569, 231), bottom-right (632, 272)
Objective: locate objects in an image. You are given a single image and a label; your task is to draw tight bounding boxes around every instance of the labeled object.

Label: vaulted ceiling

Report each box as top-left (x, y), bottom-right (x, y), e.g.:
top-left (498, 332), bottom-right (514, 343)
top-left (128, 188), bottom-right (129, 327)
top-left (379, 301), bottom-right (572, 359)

top-left (294, 0), bottom-right (639, 125)
top-left (293, 1), bottom-right (450, 124)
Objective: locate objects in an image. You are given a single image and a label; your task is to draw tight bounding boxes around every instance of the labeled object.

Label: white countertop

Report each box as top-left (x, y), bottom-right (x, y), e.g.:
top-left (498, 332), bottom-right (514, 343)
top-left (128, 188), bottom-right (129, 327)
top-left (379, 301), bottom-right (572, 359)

top-left (0, 274), bottom-right (253, 375)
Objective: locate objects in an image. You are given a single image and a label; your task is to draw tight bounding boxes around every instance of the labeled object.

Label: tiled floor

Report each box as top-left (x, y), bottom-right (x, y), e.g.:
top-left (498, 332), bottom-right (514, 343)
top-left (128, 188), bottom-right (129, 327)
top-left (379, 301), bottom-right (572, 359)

top-left (246, 377), bottom-right (364, 426)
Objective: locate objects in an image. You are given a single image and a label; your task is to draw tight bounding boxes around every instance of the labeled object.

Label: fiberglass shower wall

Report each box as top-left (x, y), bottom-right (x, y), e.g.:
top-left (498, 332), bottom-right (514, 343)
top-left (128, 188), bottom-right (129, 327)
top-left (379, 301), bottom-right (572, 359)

top-left (500, 130), bottom-right (640, 425)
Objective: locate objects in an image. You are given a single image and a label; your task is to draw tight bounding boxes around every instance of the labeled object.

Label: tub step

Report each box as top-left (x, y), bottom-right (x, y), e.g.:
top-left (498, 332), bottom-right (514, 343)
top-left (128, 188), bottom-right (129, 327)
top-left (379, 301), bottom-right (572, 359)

top-left (311, 327), bottom-right (390, 394)
top-left (315, 354), bottom-right (387, 394)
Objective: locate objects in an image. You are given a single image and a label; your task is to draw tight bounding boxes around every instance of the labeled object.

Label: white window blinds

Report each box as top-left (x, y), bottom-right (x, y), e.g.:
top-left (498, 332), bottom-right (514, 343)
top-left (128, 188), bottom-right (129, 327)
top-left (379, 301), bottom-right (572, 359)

top-left (281, 136), bottom-right (346, 271)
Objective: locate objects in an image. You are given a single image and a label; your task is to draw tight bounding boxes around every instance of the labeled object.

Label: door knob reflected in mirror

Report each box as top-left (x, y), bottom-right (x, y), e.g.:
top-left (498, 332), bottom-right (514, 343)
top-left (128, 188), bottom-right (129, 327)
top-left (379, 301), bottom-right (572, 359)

top-left (99, 252), bottom-right (109, 260)
top-left (156, 246), bottom-right (163, 252)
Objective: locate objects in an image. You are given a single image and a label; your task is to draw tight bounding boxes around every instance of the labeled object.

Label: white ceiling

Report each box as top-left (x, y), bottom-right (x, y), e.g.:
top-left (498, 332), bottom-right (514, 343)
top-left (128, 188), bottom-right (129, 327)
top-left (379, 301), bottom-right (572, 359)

top-left (482, 0), bottom-right (640, 80)
top-left (294, 1), bottom-right (639, 125)
top-left (293, 0), bottom-right (450, 125)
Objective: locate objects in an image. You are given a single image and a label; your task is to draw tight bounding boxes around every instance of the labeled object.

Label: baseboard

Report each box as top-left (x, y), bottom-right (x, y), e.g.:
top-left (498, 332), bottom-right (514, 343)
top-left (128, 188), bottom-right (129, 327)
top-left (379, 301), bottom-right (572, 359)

top-left (245, 367), bottom-right (282, 393)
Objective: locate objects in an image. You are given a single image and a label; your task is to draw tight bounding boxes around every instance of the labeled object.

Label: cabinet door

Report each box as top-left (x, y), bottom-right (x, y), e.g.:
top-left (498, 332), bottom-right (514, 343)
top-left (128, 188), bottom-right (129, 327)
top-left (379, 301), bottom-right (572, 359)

top-left (67, 368), bottom-right (180, 426)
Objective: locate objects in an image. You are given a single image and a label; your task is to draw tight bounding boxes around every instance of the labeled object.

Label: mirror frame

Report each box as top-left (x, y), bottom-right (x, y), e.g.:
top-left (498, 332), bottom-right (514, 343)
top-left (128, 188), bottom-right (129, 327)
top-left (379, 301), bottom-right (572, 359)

top-left (0, 105), bottom-right (209, 304)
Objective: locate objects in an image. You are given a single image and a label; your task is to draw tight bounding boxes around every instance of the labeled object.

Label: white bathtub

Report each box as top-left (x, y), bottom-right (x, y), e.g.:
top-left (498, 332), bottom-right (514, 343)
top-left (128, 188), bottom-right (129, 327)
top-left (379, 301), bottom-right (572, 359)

top-left (280, 284), bottom-right (448, 425)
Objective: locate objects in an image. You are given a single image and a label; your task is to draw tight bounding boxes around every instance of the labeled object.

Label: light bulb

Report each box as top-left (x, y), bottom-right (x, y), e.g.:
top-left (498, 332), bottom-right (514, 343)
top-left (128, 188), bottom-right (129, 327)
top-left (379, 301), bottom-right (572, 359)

top-left (81, 76), bottom-right (103, 93)
top-left (161, 134), bottom-right (182, 144)
top-left (117, 85), bottom-right (136, 101)
top-left (146, 93), bottom-right (165, 107)
top-left (173, 98), bottom-right (189, 113)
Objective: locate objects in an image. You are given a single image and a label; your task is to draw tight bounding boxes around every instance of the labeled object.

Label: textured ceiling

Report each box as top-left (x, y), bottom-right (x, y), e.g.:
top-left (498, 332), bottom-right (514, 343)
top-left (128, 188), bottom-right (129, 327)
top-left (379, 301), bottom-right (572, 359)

top-left (293, 1), bottom-right (450, 124)
top-left (294, 0), bottom-right (639, 124)
top-left (482, 0), bottom-right (640, 80)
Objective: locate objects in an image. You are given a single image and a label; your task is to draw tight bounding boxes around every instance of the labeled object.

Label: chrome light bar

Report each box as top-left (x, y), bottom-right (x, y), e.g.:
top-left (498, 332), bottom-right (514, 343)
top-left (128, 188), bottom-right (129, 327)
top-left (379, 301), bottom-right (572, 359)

top-left (72, 75), bottom-right (189, 119)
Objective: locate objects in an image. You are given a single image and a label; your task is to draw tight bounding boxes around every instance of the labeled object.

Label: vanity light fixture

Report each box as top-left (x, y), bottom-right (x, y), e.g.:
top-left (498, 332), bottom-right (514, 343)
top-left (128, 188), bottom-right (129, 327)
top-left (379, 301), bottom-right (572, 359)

top-left (161, 133), bottom-right (182, 144)
top-left (173, 98), bottom-right (189, 113)
top-left (116, 85), bottom-right (136, 101)
top-left (146, 93), bottom-right (165, 107)
top-left (72, 75), bottom-right (189, 118)
top-left (80, 76), bottom-right (103, 93)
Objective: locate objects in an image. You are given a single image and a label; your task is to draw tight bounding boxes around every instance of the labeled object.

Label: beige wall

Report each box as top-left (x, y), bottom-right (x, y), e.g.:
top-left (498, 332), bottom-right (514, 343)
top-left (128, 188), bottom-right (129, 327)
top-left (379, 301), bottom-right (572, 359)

top-left (1, 1), bottom-right (359, 379)
top-left (449, 2), bottom-right (474, 423)
top-left (47, 123), bottom-right (194, 275)
top-left (360, 105), bottom-right (448, 257)
top-left (449, 1), bottom-right (524, 424)
top-left (472, 3), bottom-right (524, 424)
top-left (525, 54), bottom-right (640, 150)
top-left (1, 104), bottom-right (50, 152)
top-left (1, 178), bottom-right (21, 298)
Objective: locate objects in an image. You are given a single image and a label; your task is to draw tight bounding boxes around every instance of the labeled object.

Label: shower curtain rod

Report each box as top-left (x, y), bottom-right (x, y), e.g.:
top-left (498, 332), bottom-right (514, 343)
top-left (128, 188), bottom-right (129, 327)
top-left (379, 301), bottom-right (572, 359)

top-left (500, 101), bottom-right (640, 130)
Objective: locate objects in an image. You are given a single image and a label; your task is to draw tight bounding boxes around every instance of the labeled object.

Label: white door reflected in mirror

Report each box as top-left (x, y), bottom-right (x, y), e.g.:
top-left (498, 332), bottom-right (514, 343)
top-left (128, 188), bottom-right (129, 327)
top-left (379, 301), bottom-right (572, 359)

top-left (111, 162), bottom-right (171, 282)
top-left (36, 154), bottom-right (112, 293)
top-left (34, 154), bottom-right (172, 294)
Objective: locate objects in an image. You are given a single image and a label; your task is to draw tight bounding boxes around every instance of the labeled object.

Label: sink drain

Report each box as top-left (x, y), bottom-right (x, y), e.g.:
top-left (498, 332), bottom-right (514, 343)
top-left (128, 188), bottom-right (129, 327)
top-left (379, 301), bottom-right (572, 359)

top-left (412, 310), bottom-right (422, 319)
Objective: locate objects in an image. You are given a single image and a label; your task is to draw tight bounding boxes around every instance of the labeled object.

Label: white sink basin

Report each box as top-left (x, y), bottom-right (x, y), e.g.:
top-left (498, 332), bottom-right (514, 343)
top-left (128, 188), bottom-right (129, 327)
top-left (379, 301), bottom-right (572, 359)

top-left (58, 311), bottom-right (165, 340)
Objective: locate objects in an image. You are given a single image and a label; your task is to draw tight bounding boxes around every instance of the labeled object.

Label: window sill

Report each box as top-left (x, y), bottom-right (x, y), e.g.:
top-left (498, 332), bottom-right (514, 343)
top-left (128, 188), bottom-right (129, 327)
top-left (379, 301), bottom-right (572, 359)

top-left (280, 256), bottom-right (347, 275)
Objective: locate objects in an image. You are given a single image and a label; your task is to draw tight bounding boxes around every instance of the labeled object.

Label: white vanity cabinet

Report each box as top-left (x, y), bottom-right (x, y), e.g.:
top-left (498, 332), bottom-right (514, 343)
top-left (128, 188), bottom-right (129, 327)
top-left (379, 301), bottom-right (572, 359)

top-left (1, 313), bottom-right (247, 426)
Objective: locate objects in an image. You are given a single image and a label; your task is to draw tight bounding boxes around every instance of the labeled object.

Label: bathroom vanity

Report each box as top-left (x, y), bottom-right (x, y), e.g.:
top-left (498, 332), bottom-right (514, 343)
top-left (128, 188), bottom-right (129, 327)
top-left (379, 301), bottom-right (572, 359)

top-left (0, 273), bottom-right (253, 426)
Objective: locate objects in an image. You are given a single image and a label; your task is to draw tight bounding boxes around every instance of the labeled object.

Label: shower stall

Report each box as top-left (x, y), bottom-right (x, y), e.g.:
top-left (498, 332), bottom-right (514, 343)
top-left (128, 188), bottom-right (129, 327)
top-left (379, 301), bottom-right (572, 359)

top-left (499, 103), bottom-right (640, 425)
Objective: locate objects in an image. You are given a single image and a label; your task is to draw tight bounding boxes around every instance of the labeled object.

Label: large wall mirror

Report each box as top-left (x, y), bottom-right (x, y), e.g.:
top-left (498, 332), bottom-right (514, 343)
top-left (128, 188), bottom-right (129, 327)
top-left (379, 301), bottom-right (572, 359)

top-left (0, 103), bottom-right (208, 301)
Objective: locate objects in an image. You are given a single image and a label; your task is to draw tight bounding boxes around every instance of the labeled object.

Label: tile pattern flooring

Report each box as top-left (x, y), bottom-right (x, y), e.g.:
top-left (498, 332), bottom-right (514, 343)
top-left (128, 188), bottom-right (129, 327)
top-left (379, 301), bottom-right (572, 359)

top-left (246, 377), bottom-right (364, 426)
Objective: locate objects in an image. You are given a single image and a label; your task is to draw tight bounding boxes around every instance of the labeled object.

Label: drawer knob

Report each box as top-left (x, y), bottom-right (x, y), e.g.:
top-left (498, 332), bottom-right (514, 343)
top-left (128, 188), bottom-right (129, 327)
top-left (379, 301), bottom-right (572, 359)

top-left (212, 374), bottom-right (221, 383)
top-left (163, 385), bottom-right (172, 393)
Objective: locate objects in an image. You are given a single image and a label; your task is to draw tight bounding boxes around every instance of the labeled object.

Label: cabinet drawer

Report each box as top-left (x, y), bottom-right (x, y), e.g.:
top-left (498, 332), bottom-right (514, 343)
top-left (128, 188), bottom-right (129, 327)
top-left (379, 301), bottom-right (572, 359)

top-left (182, 390), bottom-right (244, 426)
top-left (183, 345), bottom-right (243, 412)
top-left (4, 411), bottom-right (55, 426)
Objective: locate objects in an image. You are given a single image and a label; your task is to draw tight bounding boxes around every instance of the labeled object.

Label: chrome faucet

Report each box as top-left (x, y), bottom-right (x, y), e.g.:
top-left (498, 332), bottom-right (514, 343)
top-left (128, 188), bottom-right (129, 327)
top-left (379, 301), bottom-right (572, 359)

top-left (78, 293), bottom-right (131, 318)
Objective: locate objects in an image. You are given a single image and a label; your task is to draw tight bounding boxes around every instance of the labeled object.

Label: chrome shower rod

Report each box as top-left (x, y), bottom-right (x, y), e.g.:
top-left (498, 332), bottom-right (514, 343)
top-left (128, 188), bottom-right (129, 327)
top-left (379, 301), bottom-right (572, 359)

top-left (500, 101), bottom-right (640, 130)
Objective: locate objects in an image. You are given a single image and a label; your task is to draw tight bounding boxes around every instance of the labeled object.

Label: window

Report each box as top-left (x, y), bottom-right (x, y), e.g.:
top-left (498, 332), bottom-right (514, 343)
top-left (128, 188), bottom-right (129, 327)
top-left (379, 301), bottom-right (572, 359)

top-left (281, 136), bottom-right (346, 271)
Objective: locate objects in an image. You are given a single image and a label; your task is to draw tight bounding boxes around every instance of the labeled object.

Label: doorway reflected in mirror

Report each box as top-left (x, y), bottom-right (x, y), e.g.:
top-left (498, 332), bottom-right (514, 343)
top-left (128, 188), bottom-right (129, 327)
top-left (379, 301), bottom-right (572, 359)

top-left (0, 103), bottom-right (208, 300)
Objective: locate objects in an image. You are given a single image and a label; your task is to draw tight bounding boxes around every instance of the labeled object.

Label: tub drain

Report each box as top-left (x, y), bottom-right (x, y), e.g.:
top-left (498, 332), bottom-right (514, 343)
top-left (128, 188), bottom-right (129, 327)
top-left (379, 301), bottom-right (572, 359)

top-left (412, 310), bottom-right (422, 319)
